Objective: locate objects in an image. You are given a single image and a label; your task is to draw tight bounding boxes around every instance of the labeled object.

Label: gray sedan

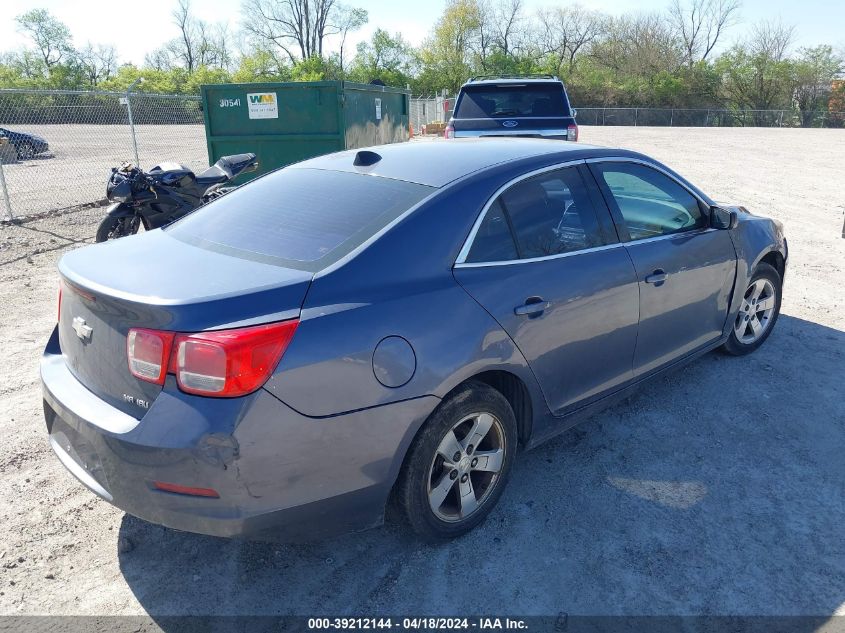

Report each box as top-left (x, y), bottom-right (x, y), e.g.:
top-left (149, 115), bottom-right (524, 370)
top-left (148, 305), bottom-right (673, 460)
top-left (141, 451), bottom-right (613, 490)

top-left (42, 139), bottom-right (787, 541)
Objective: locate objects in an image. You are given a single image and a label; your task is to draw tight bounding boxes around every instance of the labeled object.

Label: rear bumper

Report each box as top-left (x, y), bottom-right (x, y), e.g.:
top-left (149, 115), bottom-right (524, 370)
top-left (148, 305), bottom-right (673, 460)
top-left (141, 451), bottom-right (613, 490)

top-left (41, 330), bottom-right (438, 540)
top-left (453, 129), bottom-right (575, 140)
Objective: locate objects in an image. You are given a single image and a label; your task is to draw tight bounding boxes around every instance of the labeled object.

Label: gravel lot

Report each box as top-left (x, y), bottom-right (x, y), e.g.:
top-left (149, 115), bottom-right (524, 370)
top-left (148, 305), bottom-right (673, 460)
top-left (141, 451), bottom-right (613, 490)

top-left (0, 127), bottom-right (843, 621)
top-left (0, 125), bottom-right (207, 219)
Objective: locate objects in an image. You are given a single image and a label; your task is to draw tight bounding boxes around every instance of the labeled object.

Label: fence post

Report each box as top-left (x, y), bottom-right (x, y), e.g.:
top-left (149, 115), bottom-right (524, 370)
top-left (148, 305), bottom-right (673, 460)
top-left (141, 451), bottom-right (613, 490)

top-left (634, 108), bottom-right (639, 126)
top-left (0, 156), bottom-right (12, 222)
top-left (125, 77), bottom-right (143, 167)
top-left (670, 109), bottom-right (674, 126)
top-left (778, 110), bottom-right (783, 127)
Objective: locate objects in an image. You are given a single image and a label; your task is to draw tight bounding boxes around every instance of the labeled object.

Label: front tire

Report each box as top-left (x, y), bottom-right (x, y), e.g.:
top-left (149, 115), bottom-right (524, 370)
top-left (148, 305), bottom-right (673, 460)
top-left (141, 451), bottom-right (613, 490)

top-left (397, 381), bottom-right (518, 541)
top-left (15, 141), bottom-right (34, 160)
top-left (722, 262), bottom-right (782, 356)
top-left (95, 215), bottom-right (141, 242)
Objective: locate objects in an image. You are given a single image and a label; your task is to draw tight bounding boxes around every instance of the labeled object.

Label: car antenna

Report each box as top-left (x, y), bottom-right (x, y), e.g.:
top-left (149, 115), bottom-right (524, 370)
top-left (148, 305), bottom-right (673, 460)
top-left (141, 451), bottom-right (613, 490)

top-left (353, 150), bottom-right (382, 167)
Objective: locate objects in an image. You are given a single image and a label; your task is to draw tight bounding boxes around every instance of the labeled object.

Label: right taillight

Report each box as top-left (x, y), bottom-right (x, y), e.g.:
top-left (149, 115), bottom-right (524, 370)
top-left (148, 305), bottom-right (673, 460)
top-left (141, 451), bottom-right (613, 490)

top-left (127, 328), bottom-right (175, 385)
top-left (567, 124), bottom-right (578, 142)
top-left (444, 124), bottom-right (455, 139)
top-left (128, 320), bottom-right (299, 397)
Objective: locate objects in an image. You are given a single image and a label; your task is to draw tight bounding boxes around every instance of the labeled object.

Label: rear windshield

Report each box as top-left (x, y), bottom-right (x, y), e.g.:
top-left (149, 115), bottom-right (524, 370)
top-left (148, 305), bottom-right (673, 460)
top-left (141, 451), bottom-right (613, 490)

top-left (168, 168), bottom-right (433, 270)
top-left (454, 84), bottom-right (570, 119)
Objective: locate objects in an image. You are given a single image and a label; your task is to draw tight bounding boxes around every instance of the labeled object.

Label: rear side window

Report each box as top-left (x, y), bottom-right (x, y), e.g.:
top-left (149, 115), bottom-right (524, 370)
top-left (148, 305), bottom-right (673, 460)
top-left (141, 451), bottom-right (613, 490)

top-left (168, 168), bottom-right (433, 270)
top-left (466, 201), bottom-right (517, 263)
top-left (592, 163), bottom-right (706, 240)
top-left (464, 166), bottom-right (606, 263)
top-left (454, 84), bottom-right (570, 119)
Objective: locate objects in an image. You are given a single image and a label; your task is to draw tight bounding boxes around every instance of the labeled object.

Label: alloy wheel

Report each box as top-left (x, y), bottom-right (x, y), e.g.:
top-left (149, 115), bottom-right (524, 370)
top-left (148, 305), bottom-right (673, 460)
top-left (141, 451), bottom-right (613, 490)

top-left (427, 412), bottom-right (506, 522)
top-left (17, 142), bottom-right (34, 160)
top-left (734, 278), bottom-right (777, 344)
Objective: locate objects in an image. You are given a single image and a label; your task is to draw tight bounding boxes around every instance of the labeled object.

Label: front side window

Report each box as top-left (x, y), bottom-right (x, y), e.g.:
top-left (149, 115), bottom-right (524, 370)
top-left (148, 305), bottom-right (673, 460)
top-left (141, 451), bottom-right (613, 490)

top-left (464, 166), bottom-right (606, 263)
top-left (592, 163), bottom-right (706, 240)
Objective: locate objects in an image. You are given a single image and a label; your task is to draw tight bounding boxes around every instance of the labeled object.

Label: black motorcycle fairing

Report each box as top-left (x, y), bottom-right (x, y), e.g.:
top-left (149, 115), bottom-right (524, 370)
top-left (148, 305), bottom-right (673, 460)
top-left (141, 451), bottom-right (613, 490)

top-left (196, 153), bottom-right (258, 186)
top-left (105, 202), bottom-right (135, 218)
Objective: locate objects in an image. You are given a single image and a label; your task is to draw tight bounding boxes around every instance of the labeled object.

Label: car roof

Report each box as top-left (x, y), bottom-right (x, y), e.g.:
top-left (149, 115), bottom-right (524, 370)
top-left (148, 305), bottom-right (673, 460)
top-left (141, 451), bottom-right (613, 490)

top-left (291, 138), bottom-right (619, 188)
top-left (463, 78), bottom-right (563, 86)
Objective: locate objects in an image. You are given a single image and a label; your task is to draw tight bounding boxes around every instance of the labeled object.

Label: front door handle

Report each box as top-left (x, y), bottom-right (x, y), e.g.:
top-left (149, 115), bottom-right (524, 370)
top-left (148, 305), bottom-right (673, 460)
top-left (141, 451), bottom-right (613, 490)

top-left (514, 296), bottom-right (549, 317)
top-left (644, 269), bottom-right (668, 285)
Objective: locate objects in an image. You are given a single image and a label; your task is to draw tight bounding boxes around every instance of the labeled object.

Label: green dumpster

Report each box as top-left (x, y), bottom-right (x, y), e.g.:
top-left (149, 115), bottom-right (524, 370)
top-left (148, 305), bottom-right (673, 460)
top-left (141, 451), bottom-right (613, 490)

top-left (200, 81), bottom-right (410, 182)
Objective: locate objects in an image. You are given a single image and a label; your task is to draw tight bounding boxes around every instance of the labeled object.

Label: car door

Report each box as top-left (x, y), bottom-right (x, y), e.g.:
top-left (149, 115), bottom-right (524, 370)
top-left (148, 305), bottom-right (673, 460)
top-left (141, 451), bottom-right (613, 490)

top-left (588, 160), bottom-right (737, 377)
top-left (453, 163), bottom-right (640, 416)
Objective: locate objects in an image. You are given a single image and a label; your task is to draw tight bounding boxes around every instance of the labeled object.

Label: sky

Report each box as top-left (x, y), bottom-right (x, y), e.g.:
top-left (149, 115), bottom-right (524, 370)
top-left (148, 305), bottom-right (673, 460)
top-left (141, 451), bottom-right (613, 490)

top-left (0, 0), bottom-right (843, 66)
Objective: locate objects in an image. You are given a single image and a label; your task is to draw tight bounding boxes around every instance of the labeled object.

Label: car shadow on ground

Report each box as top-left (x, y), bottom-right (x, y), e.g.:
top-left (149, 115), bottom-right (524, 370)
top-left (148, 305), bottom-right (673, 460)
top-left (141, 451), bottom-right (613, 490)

top-left (117, 314), bottom-right (845, 621)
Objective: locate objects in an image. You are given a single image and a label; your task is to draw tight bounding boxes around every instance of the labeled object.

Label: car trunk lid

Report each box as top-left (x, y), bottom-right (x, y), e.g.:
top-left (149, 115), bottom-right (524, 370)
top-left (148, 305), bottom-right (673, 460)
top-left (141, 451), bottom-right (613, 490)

top-left (58, 229), bottom-right (312, 419)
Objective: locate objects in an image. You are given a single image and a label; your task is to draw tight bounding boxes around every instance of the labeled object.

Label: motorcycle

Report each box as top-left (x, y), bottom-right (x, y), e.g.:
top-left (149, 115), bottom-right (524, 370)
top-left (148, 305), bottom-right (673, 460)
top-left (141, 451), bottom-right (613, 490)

top-left (96, 152), bottom-right (259, 242)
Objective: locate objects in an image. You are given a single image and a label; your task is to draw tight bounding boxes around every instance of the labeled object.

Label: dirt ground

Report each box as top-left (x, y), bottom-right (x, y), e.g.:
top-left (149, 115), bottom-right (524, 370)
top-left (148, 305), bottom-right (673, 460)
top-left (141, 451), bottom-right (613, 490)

top-left (0, 127), bottom-right (843, 621)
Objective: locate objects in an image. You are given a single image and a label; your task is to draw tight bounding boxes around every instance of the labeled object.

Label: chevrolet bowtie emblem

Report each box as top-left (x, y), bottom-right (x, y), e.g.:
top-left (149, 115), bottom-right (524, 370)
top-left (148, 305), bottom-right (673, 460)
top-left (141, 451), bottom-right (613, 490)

top-left (72, 316), bottom-right (93, 342)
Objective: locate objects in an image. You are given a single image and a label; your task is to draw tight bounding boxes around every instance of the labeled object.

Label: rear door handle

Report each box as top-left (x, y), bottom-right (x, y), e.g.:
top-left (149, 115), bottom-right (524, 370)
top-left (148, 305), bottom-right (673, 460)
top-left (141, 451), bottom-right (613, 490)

top-left (514, 297), bottom-right (549, 317)
top-left (644, 269), bottom-right (668, 285)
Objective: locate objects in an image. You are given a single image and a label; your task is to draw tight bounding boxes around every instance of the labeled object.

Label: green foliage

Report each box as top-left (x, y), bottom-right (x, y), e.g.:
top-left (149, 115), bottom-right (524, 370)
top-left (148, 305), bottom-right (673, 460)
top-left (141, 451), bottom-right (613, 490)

top-left (416, 0), bottom-right (482, 94)
top-left (290, 55), bottom-right (343, 81)
top-left (232, 50), bottom-right (291, 83)
top-left (347, 29), bottom-right (414, 88)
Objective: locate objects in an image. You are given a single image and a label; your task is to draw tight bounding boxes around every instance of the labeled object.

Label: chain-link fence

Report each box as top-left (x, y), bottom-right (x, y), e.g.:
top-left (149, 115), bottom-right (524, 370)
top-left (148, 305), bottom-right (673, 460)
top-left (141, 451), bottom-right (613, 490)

top-left (575, 107), bottom-right (845, 128)
top-left (0, 89), bottom-right (206, 221)
top-left (410, 95), bottom-right (455, 135)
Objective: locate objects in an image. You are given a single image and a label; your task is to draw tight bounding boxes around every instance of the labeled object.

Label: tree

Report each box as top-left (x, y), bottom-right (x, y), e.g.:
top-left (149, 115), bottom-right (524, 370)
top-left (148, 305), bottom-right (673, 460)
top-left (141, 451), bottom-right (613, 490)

top-left (15, 9), bottom-right (74, 70)
top-left (717, 21), bottom-right (795, 118)
top-left (591, 13), bottom-right (684, 78)
top-left (78, 43), bottom-right (118, 87)
top-left (538, 5), bottom-right (606, 77)
top-left (349, 29), bottom-right (414, 86)
top-left (146, 0), bottom-right (232, 72)
top-left (417, 0), bottom-right (482, 94)
top-left (668, 0), bottom-right (741, 66)
top-left (334, 5), bottom-right (368, 73)
top-left (792, 45), bottom-right (844, 126)
top-left (172, 0), bottom-right (198, 72)
top-left (241, 0), bottom-right (366, 63)
top-left (233, 49), bottom-right (291, 82)
top-left (490, 0), bottom-right (525, 59)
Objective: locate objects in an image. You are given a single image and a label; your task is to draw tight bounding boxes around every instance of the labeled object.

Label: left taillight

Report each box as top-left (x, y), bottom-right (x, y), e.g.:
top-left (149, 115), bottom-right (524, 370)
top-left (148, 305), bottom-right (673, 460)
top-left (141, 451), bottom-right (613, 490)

top-left (567, 124), bottom-right (578, 142)
top-left (127, 320), bottom-right (299, 397)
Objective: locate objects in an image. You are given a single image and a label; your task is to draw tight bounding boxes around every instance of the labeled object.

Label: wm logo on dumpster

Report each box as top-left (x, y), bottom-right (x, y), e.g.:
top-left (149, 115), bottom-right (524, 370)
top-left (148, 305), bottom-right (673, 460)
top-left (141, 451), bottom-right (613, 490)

top-left (246, 92), bottom-right (279, 120)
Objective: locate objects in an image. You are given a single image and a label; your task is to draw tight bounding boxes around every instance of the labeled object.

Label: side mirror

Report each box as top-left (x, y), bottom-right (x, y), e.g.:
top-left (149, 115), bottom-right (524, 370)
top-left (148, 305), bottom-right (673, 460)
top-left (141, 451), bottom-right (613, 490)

top-left (710, 206), bottom-right (738, 230)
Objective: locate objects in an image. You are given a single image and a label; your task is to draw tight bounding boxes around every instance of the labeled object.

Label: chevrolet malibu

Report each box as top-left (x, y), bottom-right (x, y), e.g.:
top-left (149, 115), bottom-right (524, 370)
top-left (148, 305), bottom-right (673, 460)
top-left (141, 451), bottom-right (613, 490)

top-left (42, 139), bottom-right (787, 541)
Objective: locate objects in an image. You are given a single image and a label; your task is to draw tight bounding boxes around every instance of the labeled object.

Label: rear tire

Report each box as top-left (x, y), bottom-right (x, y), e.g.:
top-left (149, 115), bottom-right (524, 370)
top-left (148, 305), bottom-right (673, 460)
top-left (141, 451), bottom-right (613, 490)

top-left (95, 215), bottom-right (140, 242)
top-left (722, 262), bottom-right (782, 356)
top-left (396, 381), bottom-right (518, 541)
